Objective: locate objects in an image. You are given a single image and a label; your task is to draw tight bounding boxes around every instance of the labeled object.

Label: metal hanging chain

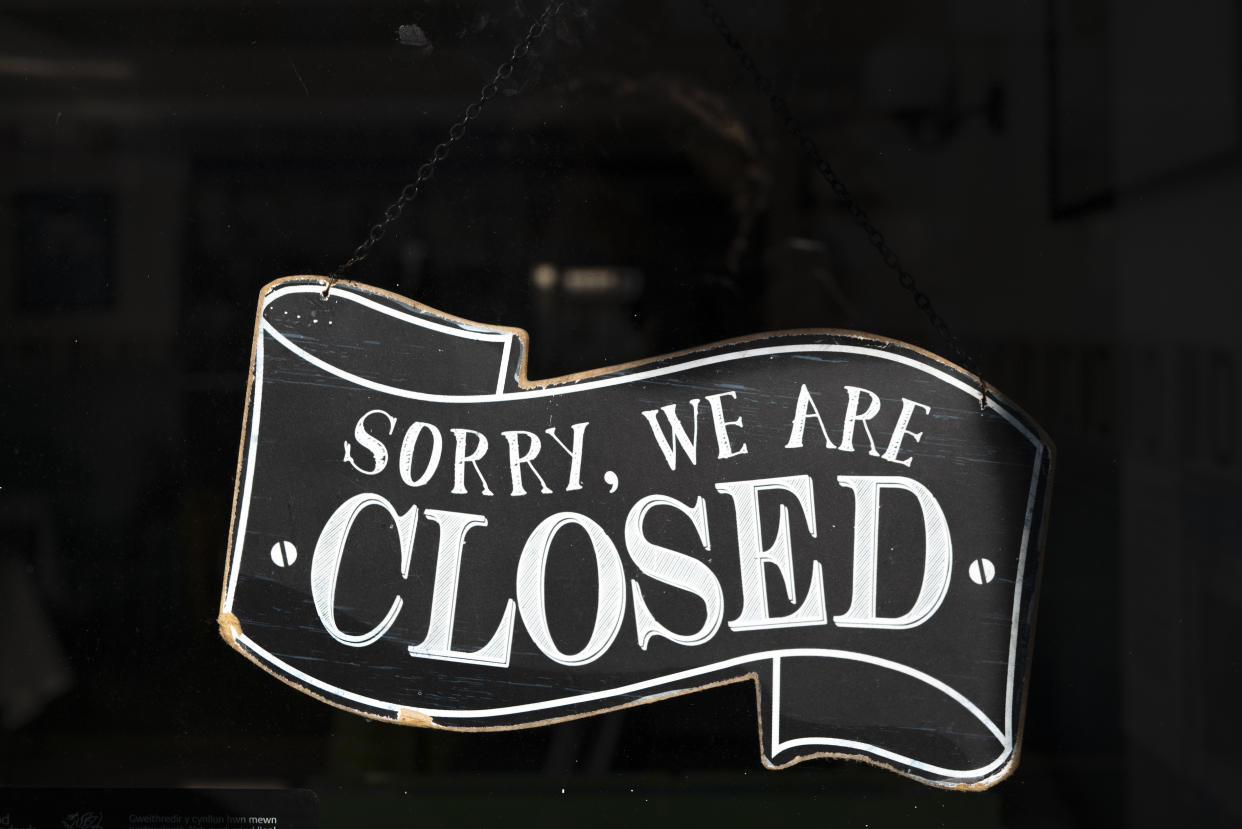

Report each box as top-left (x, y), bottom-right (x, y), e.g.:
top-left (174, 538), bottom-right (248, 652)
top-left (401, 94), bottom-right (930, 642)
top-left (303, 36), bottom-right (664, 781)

top-left (327, 0), bottom-right (569, 289)
top-left (325, 0), bottom-right (984, 401)
top-left (699, 0), bottom-right (982, 385)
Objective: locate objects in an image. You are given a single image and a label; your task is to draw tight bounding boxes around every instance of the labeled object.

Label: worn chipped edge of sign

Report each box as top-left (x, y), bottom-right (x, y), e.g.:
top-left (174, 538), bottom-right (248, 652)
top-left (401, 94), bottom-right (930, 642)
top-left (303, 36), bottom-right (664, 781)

top-left (217, 275), bottom-right (1056, 790)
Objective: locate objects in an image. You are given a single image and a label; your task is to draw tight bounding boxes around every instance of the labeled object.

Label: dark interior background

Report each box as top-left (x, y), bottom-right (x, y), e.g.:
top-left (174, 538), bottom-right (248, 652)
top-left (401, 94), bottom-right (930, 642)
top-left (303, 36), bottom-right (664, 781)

top-left (1, 1), bottom-right (1238, 826)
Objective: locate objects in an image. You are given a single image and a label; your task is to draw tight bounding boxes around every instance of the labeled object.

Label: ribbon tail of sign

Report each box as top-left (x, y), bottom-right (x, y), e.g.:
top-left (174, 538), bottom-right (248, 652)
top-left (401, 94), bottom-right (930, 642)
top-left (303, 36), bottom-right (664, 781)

top-left (760, 653), bottom-right (1016, 787)
top-left (219, 276), bottom-right (1053, 790)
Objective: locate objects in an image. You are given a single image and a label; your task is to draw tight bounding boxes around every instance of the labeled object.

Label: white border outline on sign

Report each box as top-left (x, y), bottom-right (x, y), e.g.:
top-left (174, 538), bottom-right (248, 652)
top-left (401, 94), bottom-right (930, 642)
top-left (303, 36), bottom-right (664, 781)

top-left (223, 280), bottom-right (1048, 788)
top-left (223, 330), bottom-right (265, 613)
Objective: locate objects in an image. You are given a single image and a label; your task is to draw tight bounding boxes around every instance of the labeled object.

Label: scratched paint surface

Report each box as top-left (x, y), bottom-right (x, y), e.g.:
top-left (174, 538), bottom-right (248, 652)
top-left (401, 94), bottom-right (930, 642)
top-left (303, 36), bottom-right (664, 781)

top-left (220, 277), bottom-right (1053, 789)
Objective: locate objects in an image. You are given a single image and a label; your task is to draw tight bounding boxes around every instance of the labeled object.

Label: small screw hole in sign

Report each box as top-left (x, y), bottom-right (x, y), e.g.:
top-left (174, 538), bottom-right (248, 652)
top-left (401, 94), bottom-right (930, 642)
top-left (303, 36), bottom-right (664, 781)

top-left (219, 277), bottom-right (1052, 790)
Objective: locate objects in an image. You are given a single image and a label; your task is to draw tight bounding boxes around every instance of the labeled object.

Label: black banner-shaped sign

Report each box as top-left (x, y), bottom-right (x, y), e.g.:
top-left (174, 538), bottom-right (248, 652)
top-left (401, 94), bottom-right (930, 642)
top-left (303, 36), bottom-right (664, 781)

top-left (219, 277), bottom-right (1053, 789)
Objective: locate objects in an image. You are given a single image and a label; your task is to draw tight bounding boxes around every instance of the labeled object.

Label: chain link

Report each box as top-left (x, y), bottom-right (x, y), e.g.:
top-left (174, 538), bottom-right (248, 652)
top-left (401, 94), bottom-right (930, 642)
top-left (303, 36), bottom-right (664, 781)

top-left (328, 0), bottom-right (569, 287)
top-left (699, 0), bottom-right (981, 382)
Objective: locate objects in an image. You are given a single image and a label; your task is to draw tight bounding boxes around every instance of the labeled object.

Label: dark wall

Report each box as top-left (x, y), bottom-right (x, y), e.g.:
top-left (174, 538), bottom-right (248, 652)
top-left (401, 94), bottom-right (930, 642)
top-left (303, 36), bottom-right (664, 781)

top-left (1, 1), bottom-right (1239, 826)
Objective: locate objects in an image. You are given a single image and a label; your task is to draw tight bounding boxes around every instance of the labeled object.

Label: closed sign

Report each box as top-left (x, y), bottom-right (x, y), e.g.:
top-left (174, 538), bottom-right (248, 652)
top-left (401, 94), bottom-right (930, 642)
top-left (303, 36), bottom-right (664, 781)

top-left (219, 277), bottom-right (1053, 789)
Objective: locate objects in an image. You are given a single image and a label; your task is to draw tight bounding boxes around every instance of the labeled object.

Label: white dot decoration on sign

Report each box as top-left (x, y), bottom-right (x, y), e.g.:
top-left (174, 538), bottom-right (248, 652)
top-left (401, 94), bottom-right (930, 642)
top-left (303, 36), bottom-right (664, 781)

top-left (271, 540), bottom-right (298, 568)
top-left (968, 558), bottom-right (996, 585)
